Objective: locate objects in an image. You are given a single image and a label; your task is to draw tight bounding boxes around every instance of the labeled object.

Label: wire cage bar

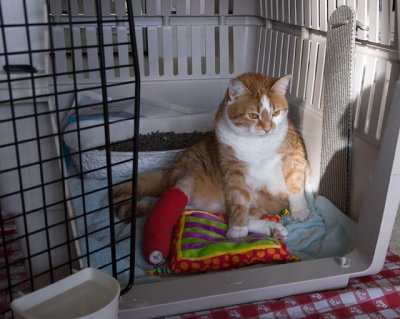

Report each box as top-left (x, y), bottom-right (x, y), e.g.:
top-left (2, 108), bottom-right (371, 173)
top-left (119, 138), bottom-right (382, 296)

top-left (0, 0), bottom-right (140, 317)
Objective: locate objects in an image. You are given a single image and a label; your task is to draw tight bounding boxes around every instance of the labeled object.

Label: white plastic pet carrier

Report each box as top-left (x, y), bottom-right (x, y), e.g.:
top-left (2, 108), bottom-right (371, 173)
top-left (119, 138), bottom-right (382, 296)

top-left (1, 0), bottom-right (400, 318)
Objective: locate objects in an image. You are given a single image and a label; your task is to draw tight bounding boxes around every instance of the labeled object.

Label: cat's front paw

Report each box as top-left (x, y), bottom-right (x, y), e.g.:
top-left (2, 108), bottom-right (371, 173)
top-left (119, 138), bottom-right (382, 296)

top-left (226, 226), bottom-right (249, 239)
top-left (271, 223), bottom-right (288, 240)
top-left (291, 207), bottom-right (311, 222)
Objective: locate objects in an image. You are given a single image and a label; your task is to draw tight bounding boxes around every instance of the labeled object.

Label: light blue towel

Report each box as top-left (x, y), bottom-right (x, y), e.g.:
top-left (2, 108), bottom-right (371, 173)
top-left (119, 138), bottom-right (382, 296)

top-left (284, 196), bottom-right (355, 259)
top-left (67, 175), bottom-right (154, 287)
top-left (67, 174), bottom-right (356, 286)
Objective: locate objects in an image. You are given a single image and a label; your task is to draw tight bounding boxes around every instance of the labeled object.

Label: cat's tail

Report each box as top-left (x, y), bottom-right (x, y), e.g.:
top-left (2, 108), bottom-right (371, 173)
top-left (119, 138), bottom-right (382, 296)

top-left (113, 169), bottom-right (171, 220)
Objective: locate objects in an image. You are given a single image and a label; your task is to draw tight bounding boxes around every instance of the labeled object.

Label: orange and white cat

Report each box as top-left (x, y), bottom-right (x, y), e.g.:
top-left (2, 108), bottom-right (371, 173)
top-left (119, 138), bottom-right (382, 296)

top-left (113, 72), bottom-right (311, 239)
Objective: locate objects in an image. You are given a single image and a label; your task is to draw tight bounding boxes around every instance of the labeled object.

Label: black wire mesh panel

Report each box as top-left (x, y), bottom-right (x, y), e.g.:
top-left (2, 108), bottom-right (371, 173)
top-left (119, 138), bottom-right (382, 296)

top-left (0, 0), bottom-right (140, 317)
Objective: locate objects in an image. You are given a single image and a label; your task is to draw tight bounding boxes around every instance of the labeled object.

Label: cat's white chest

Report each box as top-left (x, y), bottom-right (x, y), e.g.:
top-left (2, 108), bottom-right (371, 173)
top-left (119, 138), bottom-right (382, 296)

top-left (216, 116), bottom-right (288, 195)
top-left (245, 151), bottom-right (287, 195)
top-left (227, 136), bottom-right (287, 195)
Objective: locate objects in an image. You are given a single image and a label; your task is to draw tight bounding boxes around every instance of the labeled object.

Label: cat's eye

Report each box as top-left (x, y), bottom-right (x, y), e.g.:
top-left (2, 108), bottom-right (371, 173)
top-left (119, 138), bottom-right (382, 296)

top-left (248, 113), bottom-right (259, 119)
top-left (272, 110), bottom-right (281, 117)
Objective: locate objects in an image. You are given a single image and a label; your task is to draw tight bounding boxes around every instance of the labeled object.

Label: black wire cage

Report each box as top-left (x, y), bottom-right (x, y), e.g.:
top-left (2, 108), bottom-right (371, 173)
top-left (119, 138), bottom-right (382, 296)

top-left (0, 0), bottom-right (140, 317)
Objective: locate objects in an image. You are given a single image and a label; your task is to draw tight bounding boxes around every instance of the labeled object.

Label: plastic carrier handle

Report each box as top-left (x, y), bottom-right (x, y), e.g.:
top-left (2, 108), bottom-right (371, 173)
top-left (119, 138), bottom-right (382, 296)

top-left (3, 64), bottom-right (37, 74)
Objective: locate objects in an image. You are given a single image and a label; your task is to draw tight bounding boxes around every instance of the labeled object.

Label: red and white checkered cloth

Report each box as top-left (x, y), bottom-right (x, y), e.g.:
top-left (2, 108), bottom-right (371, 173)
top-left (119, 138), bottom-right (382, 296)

top-left (168, 252), bottom-right (400, 319)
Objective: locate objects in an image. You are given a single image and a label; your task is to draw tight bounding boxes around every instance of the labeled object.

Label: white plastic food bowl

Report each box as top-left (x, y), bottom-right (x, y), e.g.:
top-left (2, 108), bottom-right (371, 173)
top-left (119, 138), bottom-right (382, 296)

top-left (11, 268), bottom-right (120, 319)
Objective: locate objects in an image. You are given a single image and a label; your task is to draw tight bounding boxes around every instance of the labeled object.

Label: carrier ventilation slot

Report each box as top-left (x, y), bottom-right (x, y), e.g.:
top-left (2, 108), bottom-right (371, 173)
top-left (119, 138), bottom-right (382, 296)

top-left (257, 28), bottom-right (326, 113)
top-left (134, 25), bottom-right (237, 79)
top-left (129, 0), bottom-right (262, 16)
top-left (352, 49), bottom-right (400, 146)
top-left (264, 0), bottom-right (396, 47)
top-left (52, 0), bottom-right (260, 17)
top-left (52, 26), bottom-right (135, 82)
top-left (58, 24), bottom-right (239, 80)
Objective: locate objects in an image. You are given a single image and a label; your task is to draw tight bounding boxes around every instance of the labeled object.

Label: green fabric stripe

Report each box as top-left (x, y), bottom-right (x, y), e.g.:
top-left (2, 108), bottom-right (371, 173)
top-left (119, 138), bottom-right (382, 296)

top-left (181, 237), bottom-right (281, 259)
top-left (183, 227), bottom-right (225, 239)
top-left (181, 237), bottom-right (209, 245)
top-left (185, 216), bottom-right (227, 231)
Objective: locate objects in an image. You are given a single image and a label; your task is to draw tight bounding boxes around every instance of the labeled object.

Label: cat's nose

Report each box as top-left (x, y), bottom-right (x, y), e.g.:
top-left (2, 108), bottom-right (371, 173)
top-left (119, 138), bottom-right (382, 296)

top-left (264, 128), bottom-right (271, 134)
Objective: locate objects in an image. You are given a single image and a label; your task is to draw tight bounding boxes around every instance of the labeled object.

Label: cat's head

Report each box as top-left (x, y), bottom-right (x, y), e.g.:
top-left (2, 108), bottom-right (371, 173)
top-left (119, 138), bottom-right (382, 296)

top-left (217, 73), bottom-right (291, 137)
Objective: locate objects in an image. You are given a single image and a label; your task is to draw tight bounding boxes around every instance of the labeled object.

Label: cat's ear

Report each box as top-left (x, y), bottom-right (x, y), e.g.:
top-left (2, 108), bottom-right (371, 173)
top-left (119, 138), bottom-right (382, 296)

top-left (272, 75), bottom-right (292, 96)
top-left (228, 79), bottom-right (247, 101)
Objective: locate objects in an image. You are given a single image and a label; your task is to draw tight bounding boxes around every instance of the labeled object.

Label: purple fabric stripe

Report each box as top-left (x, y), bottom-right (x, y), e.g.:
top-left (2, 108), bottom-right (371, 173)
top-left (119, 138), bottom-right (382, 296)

top-left (189, 211), bottom-right (224, 223)
top-left (184, 221), bottom-right (226, 236)
top-left (181, 242), bottom-right (210, 250)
